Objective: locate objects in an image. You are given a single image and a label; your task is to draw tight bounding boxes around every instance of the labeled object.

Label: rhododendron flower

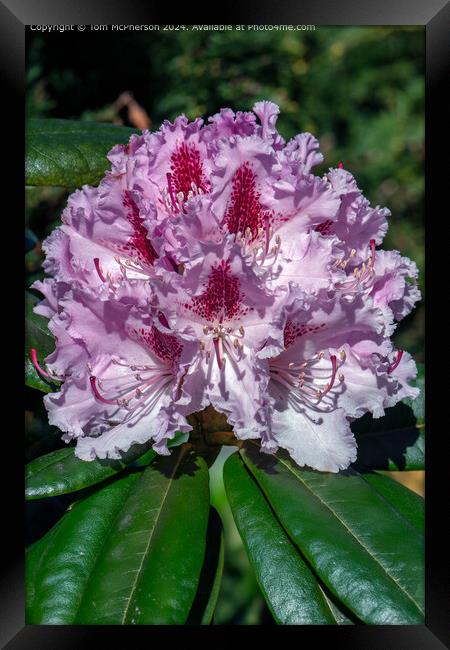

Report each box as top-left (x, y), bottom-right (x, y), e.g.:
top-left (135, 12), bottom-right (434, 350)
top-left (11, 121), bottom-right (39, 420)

top-left (31, 101), bottom-right (421, 472)
top-left (255, 292), bottom-right (418, 471)
top-left (38, 282), bottom-right (200, 460)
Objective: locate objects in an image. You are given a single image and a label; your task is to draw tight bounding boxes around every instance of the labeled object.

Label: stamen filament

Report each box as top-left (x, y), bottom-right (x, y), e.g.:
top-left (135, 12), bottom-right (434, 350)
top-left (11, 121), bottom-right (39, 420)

top-left (93, 258), bottom-right (106, 283)
top-left (90, 376), bottom-right (118, 405)
top-left (30, 349), bottom-right (51, 379)
top-left (388, 349), bottom-right (403, 374)
top-left (214, 336), bottom-right (224, 370)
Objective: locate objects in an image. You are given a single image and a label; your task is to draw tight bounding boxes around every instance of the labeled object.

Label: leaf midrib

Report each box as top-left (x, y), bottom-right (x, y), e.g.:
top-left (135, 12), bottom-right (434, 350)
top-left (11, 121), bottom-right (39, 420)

top-left (276, 454), bottom-right (424, 615)
top-left (71, 473), bottom-right (141, 622)
top-left (120, 445), bottom-right (188, 624)
top-left (245, 445), bottom-right (424, 616)
top-left (348, 467), bottom-right (424, 538)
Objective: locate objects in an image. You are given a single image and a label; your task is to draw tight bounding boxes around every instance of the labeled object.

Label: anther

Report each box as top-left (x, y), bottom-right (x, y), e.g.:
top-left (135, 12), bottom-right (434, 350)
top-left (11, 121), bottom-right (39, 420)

top-left (213, 336), bottom-right (224, 370)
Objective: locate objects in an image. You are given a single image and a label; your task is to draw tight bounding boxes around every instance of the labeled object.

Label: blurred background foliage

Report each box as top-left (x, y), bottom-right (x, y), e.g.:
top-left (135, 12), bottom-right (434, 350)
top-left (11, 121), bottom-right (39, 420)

top-left (26, 26), bottom-right (424, 624)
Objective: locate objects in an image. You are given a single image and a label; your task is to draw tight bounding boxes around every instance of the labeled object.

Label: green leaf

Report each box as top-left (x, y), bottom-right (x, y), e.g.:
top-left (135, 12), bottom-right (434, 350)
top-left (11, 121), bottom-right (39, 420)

top-left (223, 452), bottom-right (338, 625)
top-left (353, 363), bottom-right (425, 470)
top-left (318, 586), bottom-right (355, 625)
top-left (27, 445), bottom-right (210, 624)
top-left (359, 470), bottom-right (424, 534)
top-left (187, 507), bottom-right (224, 625)
top-left (26, 118), bottom-right (138, 188)
top-left (240, 444), bottom-right (424, 624)
top-left (27, 471), bottom-right (140, 623)
top-left (25, 291), bottom-right (56, 393)
top-left (25, 432), bottom-right (188, 500)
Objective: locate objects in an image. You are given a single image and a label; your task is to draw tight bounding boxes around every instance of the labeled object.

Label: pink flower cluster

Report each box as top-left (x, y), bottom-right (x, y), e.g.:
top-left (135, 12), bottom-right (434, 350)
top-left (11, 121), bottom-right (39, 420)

top-left (32, 101), bottom-right (420, 472)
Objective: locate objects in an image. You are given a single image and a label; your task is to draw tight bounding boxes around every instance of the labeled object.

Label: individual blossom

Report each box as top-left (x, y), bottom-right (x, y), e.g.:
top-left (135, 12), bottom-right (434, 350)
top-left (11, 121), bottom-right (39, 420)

top-left (150, 236), bottom-right (275, 439)
top-left (333, 241), bottom-right (421, 335)
top-left (42, 184), bottom-right (160, 291)
top-left (38, 282), bottom-right (201, 460)
top-left (322, 166), bottom-right (390, 263)
top-left (254, 290), bottom-right (419, 472)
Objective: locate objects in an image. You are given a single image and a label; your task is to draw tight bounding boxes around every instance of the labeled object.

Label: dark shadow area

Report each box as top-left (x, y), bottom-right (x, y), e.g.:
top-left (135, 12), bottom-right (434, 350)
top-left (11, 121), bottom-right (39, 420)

top-left (352, 402), bottom-right (423, 471)
top-left (243, 442), bottom-right (281, 475)
top-left (186, 506), bottom-right (223, 625)
top-left (25, 492), bottom-right (74, 547)
top-left (25, 386), bottom-right (64, 462)
top-left (150, 444), bottom-right (202, 479)
top-left (25, 465), bottom-right (146, 546)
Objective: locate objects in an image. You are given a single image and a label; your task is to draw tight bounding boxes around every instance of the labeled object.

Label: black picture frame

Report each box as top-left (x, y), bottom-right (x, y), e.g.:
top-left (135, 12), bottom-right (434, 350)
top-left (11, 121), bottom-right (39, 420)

top-left (2, 0), bottom-right (447, 646)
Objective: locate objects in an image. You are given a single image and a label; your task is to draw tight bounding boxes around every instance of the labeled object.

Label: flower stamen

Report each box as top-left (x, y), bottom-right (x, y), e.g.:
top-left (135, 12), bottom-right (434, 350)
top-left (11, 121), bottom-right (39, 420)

top-left (387, 349), bottom-right (403, 374)
top-left (30, 348), bottom-right (51, 379)
top-left (93, 258), bottom-right (106, 283)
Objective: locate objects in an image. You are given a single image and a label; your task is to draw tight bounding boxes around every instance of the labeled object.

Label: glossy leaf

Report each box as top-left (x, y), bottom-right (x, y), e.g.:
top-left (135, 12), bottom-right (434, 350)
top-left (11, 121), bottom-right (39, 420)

top-left (27, 445), bottom-right (210, 624)
top-left (353, 363), bottom-right (425, 471)
top-left (187, 507), bottom-right (224, 625)
top-left (359, 470), bottom-right (424, 533)
top-left (318, 587), bottom-right (355, 625)
top-left (26, 118), bottom-right (138, 188)
top-left (240, 444), bottom-right (424, 624)
top-left (224, 452), bottom-right (337, 625)
top-left (27, 472), bottom-right (140, 623)
top-left (25, 292), bottom-right (56, 393)
top-left (25, 432), bottom-right (188, 500)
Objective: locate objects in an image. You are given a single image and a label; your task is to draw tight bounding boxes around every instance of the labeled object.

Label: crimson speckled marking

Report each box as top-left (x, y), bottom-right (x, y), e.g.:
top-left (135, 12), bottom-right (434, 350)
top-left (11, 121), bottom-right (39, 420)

top-left (284, 320), bottom-right (326, 348)
top-left (224, 162), bottom-right (273, 241)
top-left (186, 259), bottom-right (251, 323)
top-left (123, 191), bottom-right (158, 265)
top-left (169, 142), bottom-right (210, 197)
top-left (132, 326), bottom-right (182, 363)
